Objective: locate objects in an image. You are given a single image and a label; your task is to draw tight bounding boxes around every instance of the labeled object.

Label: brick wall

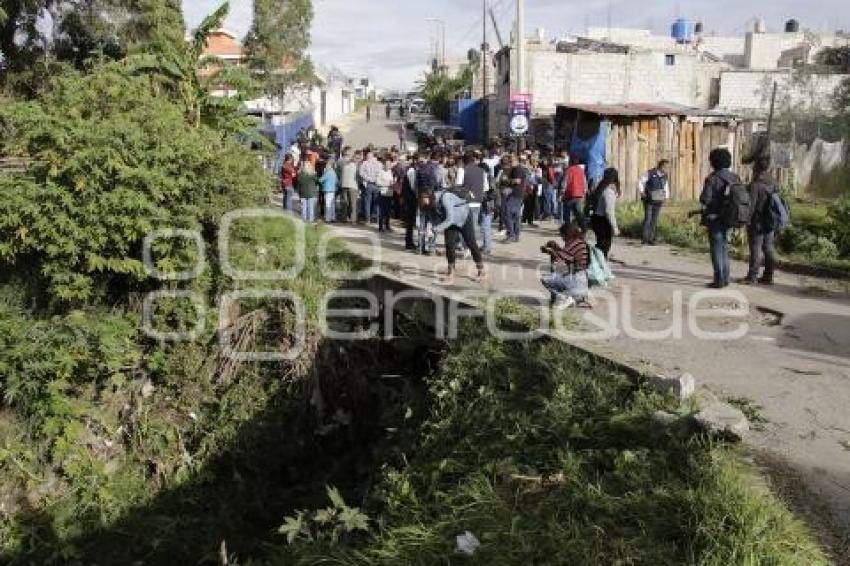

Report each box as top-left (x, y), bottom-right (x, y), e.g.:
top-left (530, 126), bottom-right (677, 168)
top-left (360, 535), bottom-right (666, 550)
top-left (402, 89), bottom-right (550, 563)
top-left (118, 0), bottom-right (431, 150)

top-left (527, 50), bottom-right (723, 115)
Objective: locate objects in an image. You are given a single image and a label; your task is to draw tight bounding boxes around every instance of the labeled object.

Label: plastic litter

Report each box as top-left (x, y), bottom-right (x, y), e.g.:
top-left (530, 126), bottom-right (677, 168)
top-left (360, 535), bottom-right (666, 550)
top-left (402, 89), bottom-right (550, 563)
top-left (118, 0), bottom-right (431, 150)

top-left (455, 531), bottom-right (480, 556)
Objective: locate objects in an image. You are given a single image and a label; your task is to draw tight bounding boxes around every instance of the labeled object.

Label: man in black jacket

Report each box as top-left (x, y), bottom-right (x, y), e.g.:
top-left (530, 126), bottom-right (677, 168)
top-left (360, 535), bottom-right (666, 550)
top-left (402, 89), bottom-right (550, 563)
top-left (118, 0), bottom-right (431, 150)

top-left (461, 153), bottom-right (487, 250)
top-left (699, 148), bottom-right (741, 288)
top-left (741, 156), bottom-right (778, 285)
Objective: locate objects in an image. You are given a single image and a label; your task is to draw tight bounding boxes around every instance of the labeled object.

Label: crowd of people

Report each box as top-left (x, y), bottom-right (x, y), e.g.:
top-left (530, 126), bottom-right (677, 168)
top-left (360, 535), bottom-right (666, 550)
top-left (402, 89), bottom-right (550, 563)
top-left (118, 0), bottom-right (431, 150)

top-left (279, 127), bottom-right (783, 306)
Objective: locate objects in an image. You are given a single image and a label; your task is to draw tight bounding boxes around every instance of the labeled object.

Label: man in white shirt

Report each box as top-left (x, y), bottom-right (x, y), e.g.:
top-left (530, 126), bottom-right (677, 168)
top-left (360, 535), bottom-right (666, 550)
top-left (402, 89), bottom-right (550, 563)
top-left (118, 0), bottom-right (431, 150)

top-left (289, 141), bottom-right (301, 168)
top-left (358, 150), bottom-right (382, 224)
top-left (339, 148), bottom-right (360, 223)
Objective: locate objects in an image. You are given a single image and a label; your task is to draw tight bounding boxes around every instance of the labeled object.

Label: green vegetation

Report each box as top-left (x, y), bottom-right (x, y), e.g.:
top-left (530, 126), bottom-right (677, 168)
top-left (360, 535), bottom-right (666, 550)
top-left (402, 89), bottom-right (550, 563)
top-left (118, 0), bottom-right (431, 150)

top-left (0, 1), bottom-right (835, 563)
top-left (618, 199), bottom-right (850, 276)
top-left (726, 397), bottom-right (769, 432)
top-left (270, 329), bottom-right (827, 565)
top-left (419, 62), bottom-right (474, 121)
top-left (245, 0), bottom-right (316, 97)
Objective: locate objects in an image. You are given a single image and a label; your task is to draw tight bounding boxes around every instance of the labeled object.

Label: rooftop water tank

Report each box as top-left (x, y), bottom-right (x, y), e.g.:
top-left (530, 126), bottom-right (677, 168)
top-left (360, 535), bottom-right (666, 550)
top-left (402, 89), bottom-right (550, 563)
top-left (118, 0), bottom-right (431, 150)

top-left (754, 18), bottom-right (767, 33)
top-left (695, 22), bottom-right (704, 35)
top-left (671, 18), bottom-right (695, 43)
top-left (785, 19), bottom-right (800, 33)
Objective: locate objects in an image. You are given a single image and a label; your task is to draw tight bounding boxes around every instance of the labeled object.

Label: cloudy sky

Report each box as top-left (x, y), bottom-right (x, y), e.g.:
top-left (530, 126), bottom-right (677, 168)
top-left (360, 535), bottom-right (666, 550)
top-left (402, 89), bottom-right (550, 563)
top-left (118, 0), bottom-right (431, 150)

top-left (182, 0), bottom-right (850, 90)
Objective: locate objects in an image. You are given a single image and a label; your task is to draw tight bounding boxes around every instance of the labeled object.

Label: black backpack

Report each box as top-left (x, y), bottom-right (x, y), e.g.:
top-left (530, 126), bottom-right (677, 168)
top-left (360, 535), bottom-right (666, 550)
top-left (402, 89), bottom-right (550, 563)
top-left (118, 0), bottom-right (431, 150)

top-left (417, 162), bottom-right (440, 193)
top-left (721, 179), bottom-right (753, 228)
top-left (645, 170), bottom-right (667, 203)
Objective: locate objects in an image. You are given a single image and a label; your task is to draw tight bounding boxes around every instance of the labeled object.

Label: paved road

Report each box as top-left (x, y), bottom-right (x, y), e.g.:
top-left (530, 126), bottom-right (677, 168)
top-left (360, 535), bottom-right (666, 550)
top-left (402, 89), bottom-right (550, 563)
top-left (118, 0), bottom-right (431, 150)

top-left (338, 103), bottom-right (406, 150)
top-left (330, 110), bottom-right (850, 539)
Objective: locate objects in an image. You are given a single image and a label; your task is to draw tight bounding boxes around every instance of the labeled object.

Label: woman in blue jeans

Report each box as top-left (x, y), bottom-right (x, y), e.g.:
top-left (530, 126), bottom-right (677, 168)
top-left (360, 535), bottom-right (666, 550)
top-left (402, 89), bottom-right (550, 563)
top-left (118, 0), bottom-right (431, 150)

top-left (296, 162), bottom-right (319, 224)
top-left (319, 158), bottom-right (338, 223)
top-left (698, 148), bottom-right (739, 288)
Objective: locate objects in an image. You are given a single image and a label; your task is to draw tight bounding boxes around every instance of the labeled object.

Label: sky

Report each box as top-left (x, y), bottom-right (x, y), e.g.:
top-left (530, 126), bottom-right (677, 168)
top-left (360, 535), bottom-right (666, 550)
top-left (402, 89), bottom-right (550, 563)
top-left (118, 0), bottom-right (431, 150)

top-left (182, 0), bottom-right (850, 90)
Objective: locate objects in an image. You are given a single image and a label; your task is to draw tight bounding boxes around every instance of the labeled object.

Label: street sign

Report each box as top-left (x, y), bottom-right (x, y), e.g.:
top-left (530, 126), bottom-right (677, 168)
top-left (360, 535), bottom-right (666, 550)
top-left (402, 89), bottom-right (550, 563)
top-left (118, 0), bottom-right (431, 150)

top-left (509, 93), bottom-right (533, 135)
top-left (509, 114), bottom-right (529, 135)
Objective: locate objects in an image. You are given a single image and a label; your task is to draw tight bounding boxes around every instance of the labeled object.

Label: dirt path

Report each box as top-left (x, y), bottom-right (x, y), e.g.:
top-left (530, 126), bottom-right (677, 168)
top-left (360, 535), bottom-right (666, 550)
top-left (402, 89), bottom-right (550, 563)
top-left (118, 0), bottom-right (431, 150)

top-left (327, 217), bottom-right (850, 532)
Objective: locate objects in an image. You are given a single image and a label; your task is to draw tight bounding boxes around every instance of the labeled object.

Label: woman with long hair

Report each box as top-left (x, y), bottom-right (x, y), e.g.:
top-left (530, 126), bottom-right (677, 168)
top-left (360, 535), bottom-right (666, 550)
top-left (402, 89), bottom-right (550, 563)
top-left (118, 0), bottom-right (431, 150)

top-left (590, 167), bottom-right (621, 258)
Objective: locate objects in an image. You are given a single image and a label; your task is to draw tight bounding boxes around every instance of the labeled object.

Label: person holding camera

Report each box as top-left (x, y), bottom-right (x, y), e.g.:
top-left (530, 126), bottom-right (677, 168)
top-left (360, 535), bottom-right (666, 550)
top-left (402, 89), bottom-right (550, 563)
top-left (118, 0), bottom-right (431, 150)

top-left (541, 223), bottom-right (591, 310)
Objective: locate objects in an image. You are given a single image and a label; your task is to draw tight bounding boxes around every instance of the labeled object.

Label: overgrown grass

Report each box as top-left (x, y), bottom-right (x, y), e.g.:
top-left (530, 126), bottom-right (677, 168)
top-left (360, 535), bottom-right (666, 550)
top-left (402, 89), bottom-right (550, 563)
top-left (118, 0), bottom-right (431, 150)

top-left (0, 213), bottom-right (831, 564)
top-left (0, 212), bottom-right (374, 563)
top-left (619, 200), bottom-right (850, 276)
top-left (273, 327), bottom-right (828, 565)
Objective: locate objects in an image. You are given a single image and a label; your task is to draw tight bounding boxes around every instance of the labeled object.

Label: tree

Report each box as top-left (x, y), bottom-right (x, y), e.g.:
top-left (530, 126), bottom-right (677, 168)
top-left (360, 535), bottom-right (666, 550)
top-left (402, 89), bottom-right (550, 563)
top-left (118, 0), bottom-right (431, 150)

top-left (243, 0), bottom-right (315, 102)
top-left (419, 64), bottom-right (474, 121)
top-left (0, 0), bottom-right (47, 72)
top-left (0, 0), bottom-right (188, 86)
top-left (815, 45), bottom-right (850, 73)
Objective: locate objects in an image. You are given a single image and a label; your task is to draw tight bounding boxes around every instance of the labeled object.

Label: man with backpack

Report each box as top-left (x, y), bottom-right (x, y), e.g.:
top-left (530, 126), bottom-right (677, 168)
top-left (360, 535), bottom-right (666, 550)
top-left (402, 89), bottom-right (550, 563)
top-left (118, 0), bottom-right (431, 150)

top-left (402, 155), bottom-right (421, 250)
top-left (741, 156), bottom-right (784, 285)
top-left (504, 154), bottom-right (527, 243)
top-left (461, 152), bottom-right (487, 249)
top-left (416, 153), bottom-right (442, 255)
top-left (699, 148), bottom-right (746, 289)
top-left (639, 160), bottom-right (670, 245)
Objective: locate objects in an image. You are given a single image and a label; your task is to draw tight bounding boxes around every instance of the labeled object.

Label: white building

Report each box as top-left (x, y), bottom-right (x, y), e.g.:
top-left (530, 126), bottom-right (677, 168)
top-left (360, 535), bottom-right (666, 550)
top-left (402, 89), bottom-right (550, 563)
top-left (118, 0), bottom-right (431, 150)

top-left (488, 18), bottom-right (850, 136)
top-left (350, 77), bottom-right (376, 101)
top-left (488, 30), bottom-right (727, 137)
top-left (585, 19), bottom-right (850, 115)
top-left (311, 66), bottom-right (356, 128)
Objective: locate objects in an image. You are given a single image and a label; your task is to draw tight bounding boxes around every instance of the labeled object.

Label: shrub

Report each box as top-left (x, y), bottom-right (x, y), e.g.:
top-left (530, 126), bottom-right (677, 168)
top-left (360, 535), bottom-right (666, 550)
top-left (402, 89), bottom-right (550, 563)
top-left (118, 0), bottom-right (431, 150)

top-left (828, 196), bottom-right (850, 257)
top-left (0, 62), bottom-right (270, 303)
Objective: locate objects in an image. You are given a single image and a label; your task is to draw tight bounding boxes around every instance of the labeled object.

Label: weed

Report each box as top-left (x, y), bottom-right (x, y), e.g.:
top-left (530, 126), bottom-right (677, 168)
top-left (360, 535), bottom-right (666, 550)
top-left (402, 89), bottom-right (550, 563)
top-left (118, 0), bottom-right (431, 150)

top-left (726, 396), bottom-right (769, 431)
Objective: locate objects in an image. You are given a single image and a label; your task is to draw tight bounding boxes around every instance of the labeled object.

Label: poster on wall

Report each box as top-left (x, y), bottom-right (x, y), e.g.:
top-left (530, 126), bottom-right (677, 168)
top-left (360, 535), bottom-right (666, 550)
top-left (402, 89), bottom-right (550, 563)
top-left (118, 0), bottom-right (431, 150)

top-left (509, 93), bottom-right (533, 135)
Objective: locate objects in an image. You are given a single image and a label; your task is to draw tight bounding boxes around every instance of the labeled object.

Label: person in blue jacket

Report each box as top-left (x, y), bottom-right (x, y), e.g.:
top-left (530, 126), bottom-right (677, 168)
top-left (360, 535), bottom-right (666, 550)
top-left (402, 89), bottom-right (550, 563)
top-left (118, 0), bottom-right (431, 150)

top-left (431, 190), bottom-right (486, 283)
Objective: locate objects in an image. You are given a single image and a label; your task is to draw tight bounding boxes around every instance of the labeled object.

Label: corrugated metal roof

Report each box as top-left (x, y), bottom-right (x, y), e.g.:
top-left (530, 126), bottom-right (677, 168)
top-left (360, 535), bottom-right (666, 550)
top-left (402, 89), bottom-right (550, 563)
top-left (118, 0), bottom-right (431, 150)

top-left (556, 102), bottom-right (700, 117)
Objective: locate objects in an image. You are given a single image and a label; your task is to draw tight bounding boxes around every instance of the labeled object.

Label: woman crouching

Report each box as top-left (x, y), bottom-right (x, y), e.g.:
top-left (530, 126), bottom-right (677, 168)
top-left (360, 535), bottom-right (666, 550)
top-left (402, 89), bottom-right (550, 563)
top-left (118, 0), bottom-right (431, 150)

top-left (541, 223), bottom-right (591, 309)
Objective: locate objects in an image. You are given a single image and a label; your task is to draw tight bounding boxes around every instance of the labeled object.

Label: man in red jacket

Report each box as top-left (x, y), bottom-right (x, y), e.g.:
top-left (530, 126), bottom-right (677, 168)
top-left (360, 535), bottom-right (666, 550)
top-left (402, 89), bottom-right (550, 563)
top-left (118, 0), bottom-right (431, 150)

top-left (561, 154), bottom-right (587, 227)
top-left (280, 154), bottom-right (297, 213)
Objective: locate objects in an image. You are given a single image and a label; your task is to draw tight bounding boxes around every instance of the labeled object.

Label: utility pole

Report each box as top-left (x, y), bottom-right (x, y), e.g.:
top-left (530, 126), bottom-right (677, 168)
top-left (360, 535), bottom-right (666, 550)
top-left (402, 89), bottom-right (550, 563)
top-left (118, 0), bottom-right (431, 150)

top-left (482, 0), bottom-right (489, 143)
top-left (516, 0), bottom-right (526, 94)
top-left (482, 0), bottom-right (487, 86)
top-left (426, 18), bottom-right (447, 74)
top-left (442, 23), bottom-right (447, 71)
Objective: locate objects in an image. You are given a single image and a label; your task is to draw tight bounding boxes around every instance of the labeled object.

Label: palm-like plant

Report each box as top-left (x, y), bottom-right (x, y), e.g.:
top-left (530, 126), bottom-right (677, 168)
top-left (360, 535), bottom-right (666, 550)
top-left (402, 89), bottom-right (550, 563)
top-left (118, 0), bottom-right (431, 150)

top-left (419, 64), bottom-right (474, 121)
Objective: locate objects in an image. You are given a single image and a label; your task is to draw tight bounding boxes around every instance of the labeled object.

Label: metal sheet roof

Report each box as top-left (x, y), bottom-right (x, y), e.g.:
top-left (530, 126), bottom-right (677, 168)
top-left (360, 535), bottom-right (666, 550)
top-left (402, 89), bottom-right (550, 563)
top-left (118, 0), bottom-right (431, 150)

top-left (556, 102), bottom-right (701, 117)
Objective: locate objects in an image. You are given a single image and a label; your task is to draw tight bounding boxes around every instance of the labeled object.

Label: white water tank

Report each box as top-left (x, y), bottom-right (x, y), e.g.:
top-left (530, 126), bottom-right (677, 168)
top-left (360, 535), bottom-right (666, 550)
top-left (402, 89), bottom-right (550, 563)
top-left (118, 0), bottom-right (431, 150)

top-left (754, 18), bottom-right (767, 34)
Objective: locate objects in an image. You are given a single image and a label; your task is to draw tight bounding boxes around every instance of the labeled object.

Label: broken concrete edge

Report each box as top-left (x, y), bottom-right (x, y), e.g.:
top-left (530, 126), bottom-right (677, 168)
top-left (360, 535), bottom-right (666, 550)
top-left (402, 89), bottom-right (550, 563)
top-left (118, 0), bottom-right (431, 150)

top-left (362, 271), bottom-right (750, 440)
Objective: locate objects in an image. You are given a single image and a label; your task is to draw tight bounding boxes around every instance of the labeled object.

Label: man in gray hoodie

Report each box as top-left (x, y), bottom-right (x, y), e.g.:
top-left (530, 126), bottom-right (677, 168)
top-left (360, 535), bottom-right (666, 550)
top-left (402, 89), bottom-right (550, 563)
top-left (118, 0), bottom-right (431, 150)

top-left (431, 190), bottom-right (485, 283)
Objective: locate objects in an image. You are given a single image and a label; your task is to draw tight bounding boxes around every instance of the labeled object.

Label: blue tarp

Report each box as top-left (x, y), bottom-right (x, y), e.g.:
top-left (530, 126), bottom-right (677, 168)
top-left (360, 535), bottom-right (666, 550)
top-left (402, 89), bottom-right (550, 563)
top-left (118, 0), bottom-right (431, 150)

top-left (269, 110), bottom-right (315, 174)
top-left (570, 120), bottom-right (609, 185)
top-left (450, 99), bottom-right (481, 144)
